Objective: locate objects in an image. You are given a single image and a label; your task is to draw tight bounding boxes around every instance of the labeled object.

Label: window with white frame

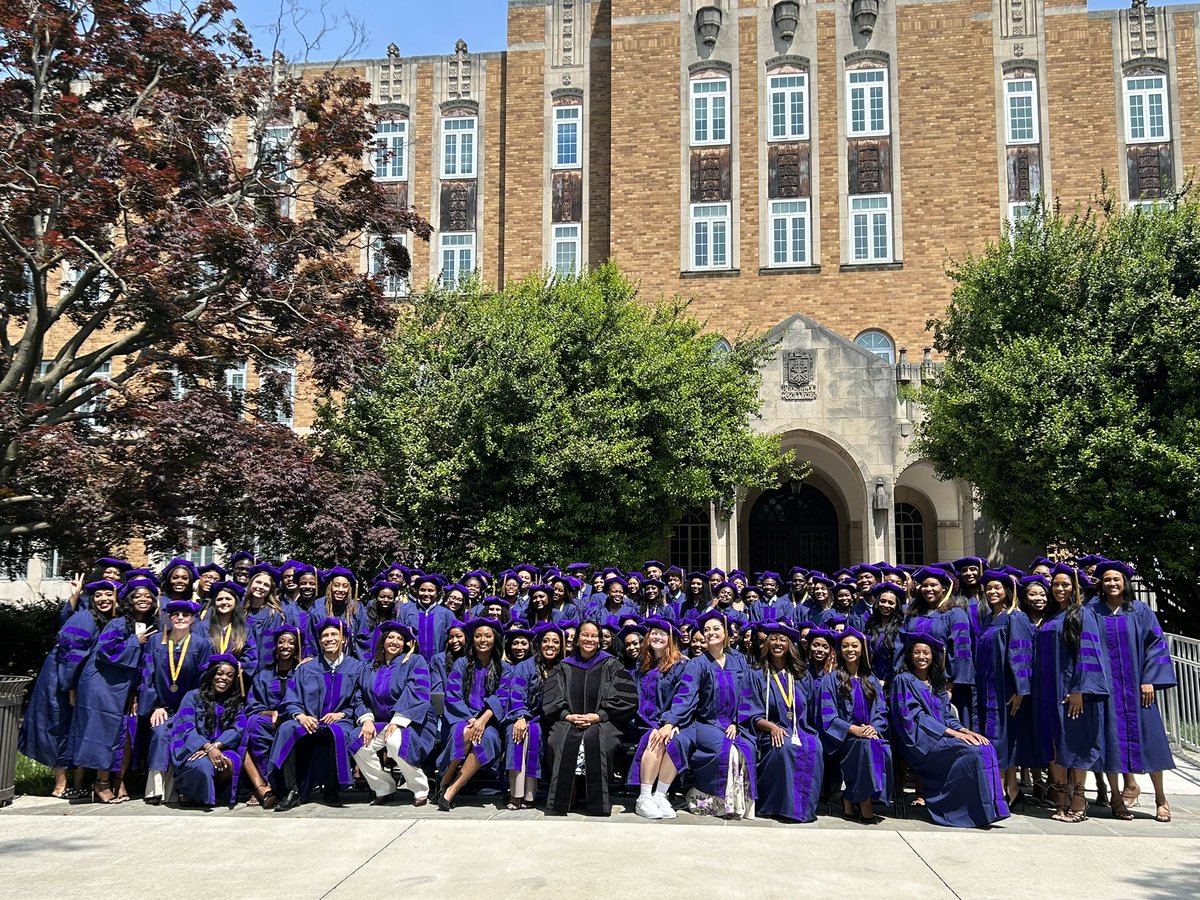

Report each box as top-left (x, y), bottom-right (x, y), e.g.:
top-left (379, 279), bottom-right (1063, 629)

top-left (185, 523), bottom-right (217, 568)
top-left (1007, 201), bottom-right (1035, 223)
top-left (262, 125), bottom-right (293, 216)
top-left (552, 224), bottom-right (581, 277)
top-left (369, 233), bottom-right (409, 297)
top-left (849, 195), bottom-right (893, 263)
top-left (263, 364), bottom-right (296, 428)
top-left (690, 203), bottom-right (730, 270)
top-left (374, 119), bottom-right (408, 180)
top-left (1125, 74), bottom-right (1168, 143)
top-left (847, 67), bottom-right (888, 136)
top-left (225, 361), bottom-right (247, 407)
top-left (1005, 78), bottom-right (1039, 145)
top-left (855, 329), bottom-right (895, 364)
top-left (554, 106), bottom-right (581, 169)
top-left (769, 199), bottom-right (811, 266)
top-left (442, 117), bottom-right (477, 177)
top-left (691, 78), bottom-right (729, 145)
top-left (440, 233), bottom-right (475, 288)
top-left (768, 73), bottom-right (808, 141)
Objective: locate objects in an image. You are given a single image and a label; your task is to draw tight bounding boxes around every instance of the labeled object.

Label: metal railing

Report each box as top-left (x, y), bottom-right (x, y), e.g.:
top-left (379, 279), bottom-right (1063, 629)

top-left (1163, 633), bottom-right (1200, 753)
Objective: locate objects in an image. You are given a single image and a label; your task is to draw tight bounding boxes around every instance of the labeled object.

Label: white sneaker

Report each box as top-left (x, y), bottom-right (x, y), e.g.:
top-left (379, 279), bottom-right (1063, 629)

top-left (653, 793), bottom-right (678, 819)
top-left (635, 795), bottom-right (664, 819)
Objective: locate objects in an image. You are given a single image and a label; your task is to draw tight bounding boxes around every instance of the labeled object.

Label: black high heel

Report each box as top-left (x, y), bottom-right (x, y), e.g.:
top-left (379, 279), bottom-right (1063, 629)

top-left (1006, 789), bottom-right (1026, 812)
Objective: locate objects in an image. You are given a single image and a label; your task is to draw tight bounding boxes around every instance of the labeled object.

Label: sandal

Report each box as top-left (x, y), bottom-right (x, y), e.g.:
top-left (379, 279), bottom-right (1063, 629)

top-left (261, 791), bottom-right (278, 810)
top-left (92, 780), bottom-right (121, 805)
top-left (910, 794), bottom-right (926, 807)
top-left (1054, 783), bottom-right (1089, 823)
top-left (1109, 797), bottom-right (1134, 821)
top-left (62, 787), bottom-right (90, 801)
top-left (1155, 800), bottom-right (1171, 823)
top-left (506, 801), bottom-right (521, 811)
top-left (1122, 784), bottom-right (1142, 808)
top-left (1047, 782), bottom-right (1070, 821)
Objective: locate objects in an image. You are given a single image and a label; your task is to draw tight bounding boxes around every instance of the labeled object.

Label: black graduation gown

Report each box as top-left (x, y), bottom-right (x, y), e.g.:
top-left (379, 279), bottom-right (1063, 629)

top-left (542, 651), bottom-right (638, 815)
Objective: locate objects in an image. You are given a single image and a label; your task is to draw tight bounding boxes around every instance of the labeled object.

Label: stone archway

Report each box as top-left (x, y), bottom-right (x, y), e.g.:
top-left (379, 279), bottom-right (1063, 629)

top-left (747, 481), bottom-right (841, 575)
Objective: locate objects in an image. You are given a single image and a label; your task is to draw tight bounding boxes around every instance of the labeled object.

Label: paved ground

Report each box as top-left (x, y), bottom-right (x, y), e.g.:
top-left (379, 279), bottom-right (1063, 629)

top-left (3, 755), bottom-right (1199, 898)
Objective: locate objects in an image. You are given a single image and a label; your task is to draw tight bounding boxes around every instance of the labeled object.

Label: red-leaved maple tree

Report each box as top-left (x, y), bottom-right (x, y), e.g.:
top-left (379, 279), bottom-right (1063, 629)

top-left (0, 0), bottom-right (430, 570)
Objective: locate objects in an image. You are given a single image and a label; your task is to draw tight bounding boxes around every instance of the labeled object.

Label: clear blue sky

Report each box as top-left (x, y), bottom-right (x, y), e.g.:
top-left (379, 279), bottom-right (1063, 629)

top-left (225, 0), bottom-right (1134, 61)
top-left (229, 0), bottom-right (510, 59)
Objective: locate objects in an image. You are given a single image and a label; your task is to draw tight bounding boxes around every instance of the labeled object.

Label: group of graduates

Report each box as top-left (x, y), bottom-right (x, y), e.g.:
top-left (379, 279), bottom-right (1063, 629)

top-left (18, 550), bottom-right (1177, 827)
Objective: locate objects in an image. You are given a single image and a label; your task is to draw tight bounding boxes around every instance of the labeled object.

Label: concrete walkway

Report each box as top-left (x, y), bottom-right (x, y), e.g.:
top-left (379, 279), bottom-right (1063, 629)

top-left (3, 755), bottom-right (1199, 898)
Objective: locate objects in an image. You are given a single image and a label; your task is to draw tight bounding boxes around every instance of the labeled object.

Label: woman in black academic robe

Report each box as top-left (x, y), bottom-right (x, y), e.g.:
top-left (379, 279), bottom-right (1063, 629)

top-left (541, 620), bottom-right (638, 816)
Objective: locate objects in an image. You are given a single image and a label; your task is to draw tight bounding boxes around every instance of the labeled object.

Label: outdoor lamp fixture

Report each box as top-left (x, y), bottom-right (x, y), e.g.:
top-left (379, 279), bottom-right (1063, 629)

top-left (852, 0), bottom-right (881, 35)
top-left (873, 478), bottom-right (888, 511)
top-left (696, 5), bottom-right (723, 46)
top-left (773, 1), bottom-right (800, 40)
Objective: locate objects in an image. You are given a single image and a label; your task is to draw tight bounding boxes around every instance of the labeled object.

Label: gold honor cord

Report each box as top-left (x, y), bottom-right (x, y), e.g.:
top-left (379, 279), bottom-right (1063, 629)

top-left (167, 634), bottom-right (191, 693)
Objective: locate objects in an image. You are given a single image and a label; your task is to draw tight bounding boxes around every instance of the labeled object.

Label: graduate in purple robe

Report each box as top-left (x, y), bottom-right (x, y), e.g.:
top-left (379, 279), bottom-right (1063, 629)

top-left (661, 609), bottom-right (759, 819)
top-left (751, 622), bottom-right (825, 823)
top-left (818, 627), bottom-right (891, 821)
top-left (66, 577), bottom-right (159, 803)
top-left (907, 567), bottom-right (976, 729)
top-left (356, 580), bottom-right (401, 661)
top-left (888, 633), bottom-right (1009, 828)
top-left (1088, 560), bottom-right (1177, 823)
top-left (397, 575), bottom-right (459, 661)
top-left (271, 618), bottom-right (369, 811)
top-left (169, 654), bottom-right (247, 808)
top-left (350, 621), bottom-right (436, 806)
top-left (864, 581), bottom-right (906, 687)
top-left (241, 625), bottom-right (301, 808)
top-left (141, 599), bottom-right (214, 804)
top-left (241, 565), bottom-right (287, 675)
top-left (199, 581), bottom-right (258, 677)
top-left (282, 563), bottom-right (322, 658)
top-left (501, 623), bottom-right (564, 809)
top-left (19, 580), bottom-right (118, 799)
top-left (436, 618), bottom-right (511, 810)
top-left (974, 571), bottom-right (1033, 806)
top-left (1038, 564), bottom-right (1109, 823)
top-left (629, 618), bottom-right (689, 819)
top-left (541, 620), bottom-right (638, 816)
top-left (310, 567), bottom-right (369, 659)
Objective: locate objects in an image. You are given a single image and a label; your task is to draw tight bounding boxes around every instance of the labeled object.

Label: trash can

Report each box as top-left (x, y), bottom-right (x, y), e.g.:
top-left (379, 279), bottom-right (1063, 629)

top-left (0, 676), bottom-right (34, 807)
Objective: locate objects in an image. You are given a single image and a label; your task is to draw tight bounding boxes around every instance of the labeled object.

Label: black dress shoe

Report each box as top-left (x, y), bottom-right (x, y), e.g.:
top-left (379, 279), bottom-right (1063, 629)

top-left (369, 791), bottom-right (395, 806)
top-left (436, 791), bottom-right (453, 812)
top-left (275, 789), bottom-right (302, 812)
top-left (323, 786), bottom-right (344, 808)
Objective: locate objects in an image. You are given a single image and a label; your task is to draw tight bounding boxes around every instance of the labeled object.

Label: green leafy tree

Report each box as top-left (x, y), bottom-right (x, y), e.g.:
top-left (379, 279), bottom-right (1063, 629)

top-left (916, 193), bottom-right (1200, 633)
top-left (316, 263), bottom-right (794, 572)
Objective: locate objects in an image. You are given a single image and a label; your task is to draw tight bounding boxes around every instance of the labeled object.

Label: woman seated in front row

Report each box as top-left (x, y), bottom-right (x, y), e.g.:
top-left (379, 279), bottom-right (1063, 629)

top-left (888, 632), bottom-right (1009, 828)
top-left (168, 653), bottom-right (247, 809)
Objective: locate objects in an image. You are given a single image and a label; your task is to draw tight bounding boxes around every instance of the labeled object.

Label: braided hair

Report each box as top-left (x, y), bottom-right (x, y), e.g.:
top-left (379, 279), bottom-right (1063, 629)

top-left (197, 662), bottom-right (244, 736)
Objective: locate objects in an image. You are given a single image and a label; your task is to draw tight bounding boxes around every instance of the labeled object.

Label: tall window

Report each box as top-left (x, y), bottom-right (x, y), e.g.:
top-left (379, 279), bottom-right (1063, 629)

top-left (369, 233), bottom-right (408, 297)
top-left (691, 203), bottom-right (730, 270)
top-left (374, 119), bottom-right (408, 180)
top-left (670, 510), bottom-right (711, 573)
top-left (855, 330), bottom-right (895, 363)
top-left (1005, 78), bottom-right (1039, 145)
top-left (895, 502), bottom-right (926, 566)
top-left (1125, 74), bottom-right (1168, 143)
top-left (553, 106), bottom-right (581, 169)
top-left (440, 233), bottom-right (475, 288)
top-left (849, 195), bottom-right (892, 263)
top-left (263, 364), bottom-right (296, 428)
top-left (691, 77), bottom-right (729, 145)
top-left (442, 117), bottom-right (477, 177)
top-left (552, 224), bottom-right (581, 277)
top-left (262, 125), bottom-right (292, 216)
top-left (78, 360), bottom-right (112, 421)
top-left (847, 68), bottom-right (888, 136)
top-left (185, 522), bottom-right (216, 568)
top-left (768, 73), bottom-right (808, 141)
top-left (225, 361), bottom-right (247, 409)
top-left (769, 199), bottom-right (810, 267)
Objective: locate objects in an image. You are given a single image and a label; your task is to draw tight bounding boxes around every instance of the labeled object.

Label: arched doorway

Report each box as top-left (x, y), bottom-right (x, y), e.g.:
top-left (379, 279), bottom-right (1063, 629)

top-left (748, 483), bottom-right (840, 575)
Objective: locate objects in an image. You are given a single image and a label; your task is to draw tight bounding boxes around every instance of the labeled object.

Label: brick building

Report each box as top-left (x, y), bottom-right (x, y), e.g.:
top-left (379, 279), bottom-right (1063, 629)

top-left (9, 0), bottom-right (1195, 595)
